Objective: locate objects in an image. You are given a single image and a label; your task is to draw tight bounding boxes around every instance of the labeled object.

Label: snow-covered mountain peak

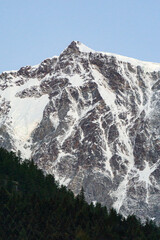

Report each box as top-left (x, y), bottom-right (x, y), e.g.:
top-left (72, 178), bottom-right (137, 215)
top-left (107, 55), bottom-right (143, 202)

top-left (0, 42), bottom-right (160, 223)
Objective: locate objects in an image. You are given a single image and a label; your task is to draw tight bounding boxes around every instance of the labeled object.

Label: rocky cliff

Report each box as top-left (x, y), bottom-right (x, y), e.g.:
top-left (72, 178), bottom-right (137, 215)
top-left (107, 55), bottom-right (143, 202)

top-left (0, 41), bottom-right (160, 223)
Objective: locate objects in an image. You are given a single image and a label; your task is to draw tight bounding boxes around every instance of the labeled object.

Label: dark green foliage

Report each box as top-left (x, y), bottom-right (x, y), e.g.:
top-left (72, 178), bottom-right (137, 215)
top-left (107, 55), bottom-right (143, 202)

top-left (0, 147), bottom-right (160, 240)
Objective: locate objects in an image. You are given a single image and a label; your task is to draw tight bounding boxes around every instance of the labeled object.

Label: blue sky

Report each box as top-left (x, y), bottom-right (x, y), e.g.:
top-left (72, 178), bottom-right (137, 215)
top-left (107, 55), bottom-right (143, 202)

top-left (1, 0), bottom-right (160, 73)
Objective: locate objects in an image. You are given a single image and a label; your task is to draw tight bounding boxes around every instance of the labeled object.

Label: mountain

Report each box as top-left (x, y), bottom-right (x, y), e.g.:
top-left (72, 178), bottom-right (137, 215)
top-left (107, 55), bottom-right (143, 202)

top-left (0, 41), bottom-right (160, 223)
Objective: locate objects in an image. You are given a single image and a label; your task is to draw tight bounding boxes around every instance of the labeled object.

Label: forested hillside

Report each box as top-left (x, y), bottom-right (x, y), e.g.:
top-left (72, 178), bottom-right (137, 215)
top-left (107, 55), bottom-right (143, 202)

top-left (0, 147), bottom-right (159, 240)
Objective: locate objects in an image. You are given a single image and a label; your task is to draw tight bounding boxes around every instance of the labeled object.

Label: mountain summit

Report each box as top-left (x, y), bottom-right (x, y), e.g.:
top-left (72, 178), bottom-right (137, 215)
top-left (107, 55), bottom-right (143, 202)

top-left (0, 41), bottom-right (160, 223)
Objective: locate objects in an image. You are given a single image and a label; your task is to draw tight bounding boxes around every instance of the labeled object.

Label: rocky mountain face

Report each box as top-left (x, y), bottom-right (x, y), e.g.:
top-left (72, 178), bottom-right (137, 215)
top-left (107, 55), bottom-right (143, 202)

top-left (0, 41), bottom-right (160, 223)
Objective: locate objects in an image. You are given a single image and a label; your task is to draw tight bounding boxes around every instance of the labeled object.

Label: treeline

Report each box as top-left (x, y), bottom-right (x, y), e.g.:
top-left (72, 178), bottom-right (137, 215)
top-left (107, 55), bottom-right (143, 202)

top-left (0, 147), bottom-right (160, 240)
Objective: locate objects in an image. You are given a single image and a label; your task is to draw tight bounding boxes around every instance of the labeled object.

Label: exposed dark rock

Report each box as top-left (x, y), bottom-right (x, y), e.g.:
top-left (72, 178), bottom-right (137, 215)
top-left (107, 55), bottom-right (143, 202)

top-left (108, 124), bottom-right (119, 143)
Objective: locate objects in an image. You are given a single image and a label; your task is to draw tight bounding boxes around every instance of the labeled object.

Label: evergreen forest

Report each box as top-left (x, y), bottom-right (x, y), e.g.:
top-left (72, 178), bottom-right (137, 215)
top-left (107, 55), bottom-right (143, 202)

top-left (0, 147), bottom-right (160, 240)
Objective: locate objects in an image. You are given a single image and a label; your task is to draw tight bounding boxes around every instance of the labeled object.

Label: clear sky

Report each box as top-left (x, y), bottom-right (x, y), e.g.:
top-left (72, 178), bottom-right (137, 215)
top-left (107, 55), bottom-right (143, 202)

top-left (1, 0), bottom-right (160, 73)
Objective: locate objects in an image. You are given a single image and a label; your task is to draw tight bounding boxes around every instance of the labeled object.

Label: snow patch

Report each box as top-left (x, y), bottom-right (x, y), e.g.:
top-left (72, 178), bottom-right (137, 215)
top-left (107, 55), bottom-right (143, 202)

top-left (76, 41), bottom-right (95, 53)
top-left (68, 74), bottom-right (84, 87)
top-left (0, 77), bottom-right (49, 158)
top-left (49, 112), bottom-right (59, 130)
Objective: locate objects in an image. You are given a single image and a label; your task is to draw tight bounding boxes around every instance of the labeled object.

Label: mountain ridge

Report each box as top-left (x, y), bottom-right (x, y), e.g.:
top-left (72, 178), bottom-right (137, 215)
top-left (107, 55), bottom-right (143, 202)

top-left (2, 41), bottom-right (160, 75)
